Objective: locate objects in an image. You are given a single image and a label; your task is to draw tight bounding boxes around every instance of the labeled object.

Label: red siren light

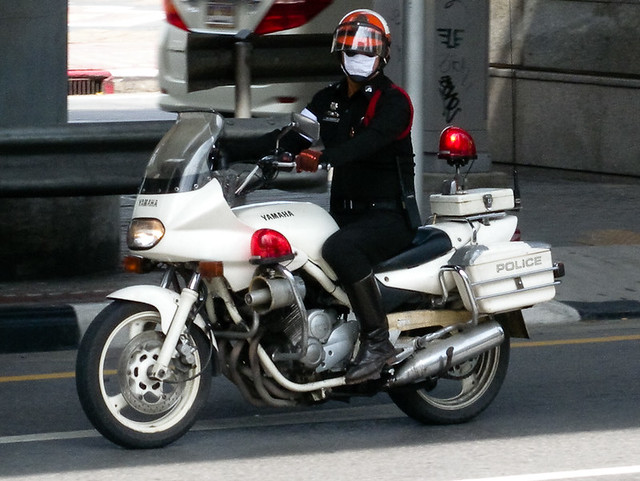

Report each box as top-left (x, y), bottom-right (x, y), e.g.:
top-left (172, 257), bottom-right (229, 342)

top-left (438, 126), bottom-right (478, 166)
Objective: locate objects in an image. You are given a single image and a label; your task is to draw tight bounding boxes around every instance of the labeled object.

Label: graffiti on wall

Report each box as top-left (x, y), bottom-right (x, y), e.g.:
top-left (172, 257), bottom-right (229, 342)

top-left (436, 0), bottom-right (473, 125)
top-left (438, 75), bottom-right (462, 123)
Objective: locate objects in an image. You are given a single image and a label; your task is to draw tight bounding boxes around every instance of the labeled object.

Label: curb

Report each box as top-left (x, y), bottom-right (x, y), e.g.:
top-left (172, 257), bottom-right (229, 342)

top-left (108, 70), bottom-right (159, 94)
top-left (3, 299), bottom-right (636, 354)
top-left (521, 300), bottom-right (581, 325)
top-left (0, 302), bottom-right (107, 354)
top-left (562, 300), bottom-right (640, 321)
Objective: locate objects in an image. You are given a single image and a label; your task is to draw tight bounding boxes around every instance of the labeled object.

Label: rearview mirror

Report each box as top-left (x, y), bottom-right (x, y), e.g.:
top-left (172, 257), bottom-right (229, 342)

top-left (290, 113), bottom-right (320, 143)
top-left (276, 113), bottom-right (320, 149)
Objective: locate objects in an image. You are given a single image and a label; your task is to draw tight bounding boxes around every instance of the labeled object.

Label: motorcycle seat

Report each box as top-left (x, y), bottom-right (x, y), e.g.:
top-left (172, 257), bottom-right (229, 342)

top-left (374, 227), bottom-right (452, 273)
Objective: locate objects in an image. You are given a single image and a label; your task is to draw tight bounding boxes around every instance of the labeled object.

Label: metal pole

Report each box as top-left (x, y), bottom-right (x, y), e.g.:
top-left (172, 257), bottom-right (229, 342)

top-left (235, 31), bottom-right (252, 118)
top-left (403, 0), bottom-right (425, 218)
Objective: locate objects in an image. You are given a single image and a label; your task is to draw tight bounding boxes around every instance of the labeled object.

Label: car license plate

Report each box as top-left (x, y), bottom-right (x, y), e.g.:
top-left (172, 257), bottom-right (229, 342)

top-left (207, 1), bottom-right (235, 28)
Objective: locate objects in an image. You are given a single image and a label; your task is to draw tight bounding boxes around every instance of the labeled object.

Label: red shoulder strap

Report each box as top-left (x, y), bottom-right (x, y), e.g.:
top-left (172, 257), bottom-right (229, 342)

top-left (391, 84), bottom-right (414, 140)
top-left (363, 89), bottom-right (383, 129)
top-left (362, 84), bottom-right (413, 140)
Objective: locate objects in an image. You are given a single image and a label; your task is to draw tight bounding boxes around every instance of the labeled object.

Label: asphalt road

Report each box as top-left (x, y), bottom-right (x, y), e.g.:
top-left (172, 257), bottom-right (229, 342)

top-left (1, 318), bottom-right (639, 480)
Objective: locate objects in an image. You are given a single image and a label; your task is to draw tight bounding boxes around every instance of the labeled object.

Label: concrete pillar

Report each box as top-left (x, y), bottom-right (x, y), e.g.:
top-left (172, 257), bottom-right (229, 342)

top-left (0, 1), bottom-right (121, 281)
top-left (0, 0), bottom-right (67, 127)
top-left (423, 1), bottom-right (490, 172)
top-left (375, 0), bottom-right (491, 173)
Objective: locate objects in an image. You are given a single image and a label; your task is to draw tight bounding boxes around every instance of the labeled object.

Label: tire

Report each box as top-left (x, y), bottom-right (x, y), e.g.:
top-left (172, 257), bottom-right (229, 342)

top-left (76, 301), bottom-right (212, 448)
top-left (389, 325), bottom-right (510, 425)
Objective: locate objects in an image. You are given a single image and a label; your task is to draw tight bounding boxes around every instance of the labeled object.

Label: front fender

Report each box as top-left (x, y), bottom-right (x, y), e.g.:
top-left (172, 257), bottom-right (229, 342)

top-left (108, 285), bottom-right (215, 348)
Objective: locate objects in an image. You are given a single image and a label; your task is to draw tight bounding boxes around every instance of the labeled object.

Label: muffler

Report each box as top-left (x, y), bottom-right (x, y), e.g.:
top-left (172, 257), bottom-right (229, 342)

top-left (390, 320), bottom-right (505, 387)
top-left (244, 275), bottom-right (306, 314)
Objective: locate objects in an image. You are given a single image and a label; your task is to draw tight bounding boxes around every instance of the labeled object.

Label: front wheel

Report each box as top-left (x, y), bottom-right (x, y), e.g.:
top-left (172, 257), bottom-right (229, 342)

top-left (389, 324), bottom-right (510, 425)
top-left (76, 301), bottom-right (212, 448)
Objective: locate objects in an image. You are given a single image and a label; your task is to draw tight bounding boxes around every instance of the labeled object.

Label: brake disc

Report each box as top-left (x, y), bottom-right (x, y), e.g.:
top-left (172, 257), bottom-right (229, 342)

top-left (117, 330), bottom-right (186, 415)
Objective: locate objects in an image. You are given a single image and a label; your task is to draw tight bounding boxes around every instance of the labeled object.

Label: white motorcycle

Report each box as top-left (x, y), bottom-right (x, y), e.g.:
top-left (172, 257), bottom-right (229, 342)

top-left (76, 110), bottom-right (563, 449)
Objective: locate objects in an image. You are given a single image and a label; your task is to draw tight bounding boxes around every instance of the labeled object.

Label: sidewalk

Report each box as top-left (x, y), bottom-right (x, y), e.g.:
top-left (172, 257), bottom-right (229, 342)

top-left (67, 0), bottom-right (163, 93)
top-left (2, 167), bottom-right (640, 353)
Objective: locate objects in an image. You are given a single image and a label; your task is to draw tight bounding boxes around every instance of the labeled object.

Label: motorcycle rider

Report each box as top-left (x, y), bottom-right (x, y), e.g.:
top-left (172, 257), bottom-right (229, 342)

top-left (221, 9), bottom-right (417, 384)
top-left (293, 9), bottom-right (418, 383)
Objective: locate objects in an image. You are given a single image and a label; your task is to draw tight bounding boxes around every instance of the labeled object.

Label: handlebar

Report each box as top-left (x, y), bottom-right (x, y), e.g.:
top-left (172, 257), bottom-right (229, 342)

top-left (261, 153), bottom-right (329, 172)
top-left (234, 153), bottom-right (329, 196)
top-left (273, 161), bottom-right (330, 172)
top-left (273, 161), bottom-right (297, 172)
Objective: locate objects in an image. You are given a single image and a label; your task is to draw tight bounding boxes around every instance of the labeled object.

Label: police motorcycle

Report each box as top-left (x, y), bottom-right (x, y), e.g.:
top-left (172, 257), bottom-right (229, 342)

top-left (76, 109), bottom-right (564, 449)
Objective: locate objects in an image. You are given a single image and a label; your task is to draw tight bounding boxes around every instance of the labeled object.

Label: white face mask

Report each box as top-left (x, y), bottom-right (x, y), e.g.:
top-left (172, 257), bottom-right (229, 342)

top-left (342, 53), bottom-right (378, 81)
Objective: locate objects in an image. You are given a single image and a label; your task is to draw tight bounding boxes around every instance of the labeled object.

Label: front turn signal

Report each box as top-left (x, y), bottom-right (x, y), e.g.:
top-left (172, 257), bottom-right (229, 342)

top-left (123, 255), bottom-right (155, 274)
top-left (199, 261), bottom-right (224, 280)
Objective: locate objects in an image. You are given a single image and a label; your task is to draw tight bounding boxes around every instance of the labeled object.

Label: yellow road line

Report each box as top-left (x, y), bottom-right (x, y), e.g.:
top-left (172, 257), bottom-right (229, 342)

top-left (0, 369), bottom-right (117, 383)
top-left (0, 371), bottom-right (75, 383)
top-left (1, 334), bottom-right (638, 383)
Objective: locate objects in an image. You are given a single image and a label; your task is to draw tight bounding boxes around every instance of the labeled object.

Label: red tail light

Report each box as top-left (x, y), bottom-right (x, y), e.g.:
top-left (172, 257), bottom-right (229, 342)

top-left (254, 0), bottom-right (333, 35)
top-left (164, 0), bottom-right (189, 31)
top-left (511, 228), bottom-right (521, 241)
top-left (251, 229), bottom-right (293, 260)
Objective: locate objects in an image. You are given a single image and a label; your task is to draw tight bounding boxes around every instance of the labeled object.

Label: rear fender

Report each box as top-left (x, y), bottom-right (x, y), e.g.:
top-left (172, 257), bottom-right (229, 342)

top-left (496, 310), bottom-right (529, 339)
top-left (108, 285), bottom-right (216, 348)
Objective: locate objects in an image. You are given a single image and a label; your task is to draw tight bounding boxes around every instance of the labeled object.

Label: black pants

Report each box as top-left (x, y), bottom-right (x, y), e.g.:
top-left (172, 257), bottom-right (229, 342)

top-left (322, 209), bottom-right (415, 285)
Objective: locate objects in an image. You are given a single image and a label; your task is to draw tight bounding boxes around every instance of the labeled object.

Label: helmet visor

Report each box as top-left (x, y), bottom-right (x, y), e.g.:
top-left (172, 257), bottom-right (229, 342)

top-left (331, 24), bottom-right (387, 57)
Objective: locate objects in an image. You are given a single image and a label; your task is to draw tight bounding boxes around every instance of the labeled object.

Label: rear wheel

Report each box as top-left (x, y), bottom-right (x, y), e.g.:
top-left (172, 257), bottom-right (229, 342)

top-left (76, 301), bottom-right (212, 448)
top-left (389, 326), bottom-right (510, 424)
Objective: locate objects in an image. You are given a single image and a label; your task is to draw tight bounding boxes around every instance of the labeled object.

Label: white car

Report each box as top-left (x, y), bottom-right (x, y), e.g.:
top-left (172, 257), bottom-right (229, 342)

top-left (159, 0), bottom-right (372, 115)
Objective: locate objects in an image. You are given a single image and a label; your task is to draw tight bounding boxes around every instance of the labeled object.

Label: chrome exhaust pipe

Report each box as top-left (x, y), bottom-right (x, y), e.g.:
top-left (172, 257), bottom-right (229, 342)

top-left (245, 275), bottom-right (306, 314)
top-left (390, 320), bottom-right (505, 387)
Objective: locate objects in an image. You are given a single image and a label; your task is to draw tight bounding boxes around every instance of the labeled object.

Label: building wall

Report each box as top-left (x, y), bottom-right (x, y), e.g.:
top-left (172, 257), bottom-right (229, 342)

top-left (488, 0), bottom-right (640, 175)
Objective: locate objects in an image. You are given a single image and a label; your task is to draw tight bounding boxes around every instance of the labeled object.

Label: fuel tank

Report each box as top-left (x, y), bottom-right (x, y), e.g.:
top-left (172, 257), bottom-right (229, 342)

top-left (233, 201), bottom-right (339, 265)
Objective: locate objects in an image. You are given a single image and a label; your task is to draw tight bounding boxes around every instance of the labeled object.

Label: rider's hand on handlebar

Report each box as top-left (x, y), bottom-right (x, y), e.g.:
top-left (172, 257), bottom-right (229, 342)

top-left (295, 149), bottom-right (322, 173)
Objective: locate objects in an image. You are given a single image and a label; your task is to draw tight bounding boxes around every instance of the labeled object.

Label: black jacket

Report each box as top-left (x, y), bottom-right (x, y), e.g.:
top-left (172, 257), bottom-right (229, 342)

top-left (307, 74), bottom-right (415, 204)
top-left (221, 73), bottom-right (415, 206)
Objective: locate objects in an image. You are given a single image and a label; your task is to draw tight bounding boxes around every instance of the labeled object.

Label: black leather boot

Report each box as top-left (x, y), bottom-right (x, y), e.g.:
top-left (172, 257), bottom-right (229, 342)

top-left (344, 273), bottom-right (396, 384)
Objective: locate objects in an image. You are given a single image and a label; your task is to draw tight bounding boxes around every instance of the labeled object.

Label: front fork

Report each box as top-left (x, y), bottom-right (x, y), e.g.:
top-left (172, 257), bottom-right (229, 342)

top-left (150, 272), bottom-right (201, 381)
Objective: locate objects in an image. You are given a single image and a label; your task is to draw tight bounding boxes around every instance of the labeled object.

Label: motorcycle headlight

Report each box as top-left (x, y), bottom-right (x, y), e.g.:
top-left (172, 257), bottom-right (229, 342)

top-left (127, 218), bottom-right (165, 250)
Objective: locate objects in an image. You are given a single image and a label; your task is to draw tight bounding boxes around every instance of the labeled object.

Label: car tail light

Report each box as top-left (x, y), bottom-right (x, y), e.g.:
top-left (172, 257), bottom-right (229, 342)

top-left (251, 228), bottom-right (293, 261)
top-left (254, 0), bottom-right (333, 35)
top-left (277, 96), bottom-right (298, 104)
top-left (511, 228), bottom-right (521, 241)
top-left (164, 0), bottom-right (189, 31)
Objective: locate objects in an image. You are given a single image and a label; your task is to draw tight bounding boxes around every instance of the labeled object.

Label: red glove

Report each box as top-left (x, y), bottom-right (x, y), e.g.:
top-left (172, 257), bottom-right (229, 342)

top-left (295, 149), bottom-right (321, 173)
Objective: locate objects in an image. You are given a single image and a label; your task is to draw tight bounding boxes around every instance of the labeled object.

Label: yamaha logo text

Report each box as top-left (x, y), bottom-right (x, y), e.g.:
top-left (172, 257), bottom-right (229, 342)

top-left (260, 210), bottom-right (295, 221)
top-left (496, 255), bottom-right (543, 273)
top-left (138, 198), bottom-right (158, 207)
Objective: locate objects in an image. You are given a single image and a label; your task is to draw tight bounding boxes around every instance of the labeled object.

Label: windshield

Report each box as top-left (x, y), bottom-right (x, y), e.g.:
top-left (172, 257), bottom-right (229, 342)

top-left (140, 111), bottom-right (225, 195)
